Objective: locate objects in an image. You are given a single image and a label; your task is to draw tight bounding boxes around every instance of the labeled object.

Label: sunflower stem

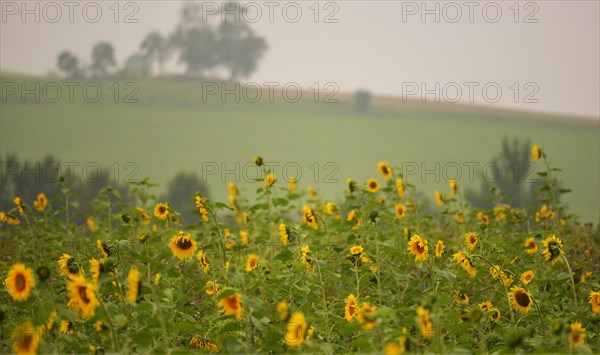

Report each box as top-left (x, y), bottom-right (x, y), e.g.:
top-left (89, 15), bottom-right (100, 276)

top-left (98, 296), bottom-right (119, 351)
top-left (471, 255), bottom-right (514, 322)
top-left (561, 254), bottom-right (578, 307)
top-left (206, 206), bottom-right (227, 268)
top-left (314, 256), bottom-right (330, 327)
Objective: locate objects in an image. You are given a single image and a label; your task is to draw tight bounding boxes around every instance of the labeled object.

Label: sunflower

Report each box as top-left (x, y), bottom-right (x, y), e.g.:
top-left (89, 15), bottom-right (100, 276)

top-left (357, 302), bottom-right (377, 330)
top-left (306, 186), bottom-right (316, 200)
top-left (377, 162), bottom-right (392, 179)
top-left (465, 232), bottom-right (478, 250)
top-left (155, 273), bottom-right (161, 285)
top-left (508, 286), bottom-right (532, 314)
top-left (589, 291), bottom-right (600, 314)
top-left (240, 230), bottom-right (249, 245)
top-left (416, 306), bottom-right (434, 339)
top-left (5, 263), bottom-right (35, 302)
top-left (13, 197), bottom-right (24, 215)
top-left (67, 274), bottom-right (99, 319)
top-left (228, 194), bottom-right (238, 214)
top-left (127, 267), bottom-right (141, 303)
top-left (59, 320), bottom-right (73, 335)
top-left (218, 292), bottom-right (243, 320)
top-left (542, 235), bottom-right (563, 264)
top-left (89, 258), bottom-right (101, 286)
top-left (435, 240), bottom-right (445, 258)
top-left (169, 231), bottom-right (198, 260)
top-left (197, 250), bottom-right (210, 273)
top-left (206, 281), bottom-right (220, 295)
top-left (153, 202), bottom-right (169, 220)
top-left (300, 245), bottom-right (314, 273)
top-left (477, 212), bottom-right (489, 225)
top-left (33, 193), bottom-right (47, 211)
top-left (532, 145), bottom-right (541, 161)
top-left (489, 308), bottom-right (501, 323)
top-left (345, 294), bottom-right (359, 322)
top-left (433, 191), bottom-right (443, 206)
top-left (194, 196), bottom-right (209, 222)
top-left (384, 327), bottom-right (407, 355)
top-left (455, 291), bottom-right (469, 305)
top-left (245, 254), bottom-right (260, 272)
top-left (190, 337), bottom-right (219, 352)
top-left (350, 245), bottom-right (364, 256)
top-left (500, 271), bottom-right (514, 287)
top-left (253, 156), bottom-right (263, 166)
top-left (347, 178), bottom-right (357, 193)
top-left (521, 270), bottom-right (534, 285)
top-left (407, 235), bottom-right (429, 262)
top-left (568, 322), bottom-right (586, 348)
top-left (58, 254), bottom-right (80, 279)
top-left (47, 311), bottom-right (57, 331)
top-left (289, 177), bottom-right (297, 193)
top-left (524, 237), bottom-right (538, 254)
top-left (87, 217), bottom-right (99, 232)
top-left (395, 203), bottom-right (406, 219)
top-left (347, 210), bottom-right (361, 230)
top-left (11, 321), bottom-right (43, 355)
top-left (581, 271), bottom-right (592, 283)
top-left (279, 223), bottom-right (289, 246)
top-left (96, 240), bottom-right (111, 259)
top-left (479, 301), bottom-right (493, 311)
top-left (452, 252), bottom-right (476, 277)
top-left (448, 180), bottom-right (457, 196)
top-left (284, 312), bottom-right (307, 347)
top-left (494, 204), bottom-right (506, 220)
top-left (455, 213), bottom-right (464, 224)
top-left (395, 178), bottom-right (405, 198)
top-left (228, 182), bottom-right (238, 197)
top-left (136, 207), bottom-right (151, 225)
top-left (264, 173), bottom-right (276, 187)
top-left (2, 213), bottom-right (20, 225)
top-left (366, 179), bottom-right (380, 193)
top-left (325, 202), bottom-right (336, 215)
top-left (302, 205), bottom-right (318, 229)
top-left (274, 300), bottom-right (289, 321)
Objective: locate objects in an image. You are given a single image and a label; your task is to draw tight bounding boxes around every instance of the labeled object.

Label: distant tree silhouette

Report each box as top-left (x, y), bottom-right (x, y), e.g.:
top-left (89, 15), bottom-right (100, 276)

top-left (57, 51), bottom-right (82, 78)
top-left (90, 42), bottom-right (116, 78)
top-left (141, 31), bottom-right (170, 76)
top-left (160, 172), bottom-right (210, 224)
top-left (355, 90), bottom-right (372, 114)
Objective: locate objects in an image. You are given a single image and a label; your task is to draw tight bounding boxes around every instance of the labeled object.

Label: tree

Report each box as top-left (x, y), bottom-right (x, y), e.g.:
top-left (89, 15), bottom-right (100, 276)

top-left (122, 53), bottom-right (152, 78)
top-left (355, 90), bottom-right (372, 114)
top-left (140, 31), bottom-right (170, 76)
top-left (90, 42), bottom-right (116, 78)
top-left (57, 51), bottom-right (81, 78)
top-left (178, 26), bottom-right (217, 76)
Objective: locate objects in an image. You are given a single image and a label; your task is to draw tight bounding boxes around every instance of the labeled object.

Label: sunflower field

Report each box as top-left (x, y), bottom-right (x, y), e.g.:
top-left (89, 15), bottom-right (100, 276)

top-left (1, 147), bottom-right (599, 354)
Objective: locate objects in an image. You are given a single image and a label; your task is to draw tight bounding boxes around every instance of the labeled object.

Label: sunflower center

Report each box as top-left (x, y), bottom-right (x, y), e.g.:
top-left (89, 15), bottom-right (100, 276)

top-left (78, 286), bottom-right (91, 304)
top-left (515, 291), bottom-right (530, 307)
top-left (22, 334), bottom-right (33, 348)
top-left (369, 182), bottom-right (377, 188)
top-left (470, 236), bottom-right (476, 244)
top-left (415, 242), bottom-right (425, 254)
top-left (159, 206), bottom-right (166, 213)
top-left (15, 273), bottom-right (27, 292)
top-left (176, 238), bottom-right (192, 250)
top-left (67, 258), bottom-right (79, 274)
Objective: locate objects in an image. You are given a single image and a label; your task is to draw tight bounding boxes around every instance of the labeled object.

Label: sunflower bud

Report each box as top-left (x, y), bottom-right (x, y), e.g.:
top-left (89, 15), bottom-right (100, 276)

top-left (253, 156), bottom-right (263, 166)
top-left (36, 266), bottom-right (51, 282)
top-left (138, 231), bottom-right (149, 243)
top-left (368, 211), bottom-right (379, 223)
top-left (121, 214), bottom-right (131, 223)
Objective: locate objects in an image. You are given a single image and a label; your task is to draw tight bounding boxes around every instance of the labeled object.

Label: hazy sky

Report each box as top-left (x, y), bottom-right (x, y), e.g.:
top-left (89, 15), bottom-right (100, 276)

top-left (1, 0), bottom-right (599, 118)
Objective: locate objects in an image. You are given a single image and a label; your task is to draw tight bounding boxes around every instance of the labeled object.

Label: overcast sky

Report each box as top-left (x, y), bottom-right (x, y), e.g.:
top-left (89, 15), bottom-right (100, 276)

top-left (1, 0), bottom-right (599, 118)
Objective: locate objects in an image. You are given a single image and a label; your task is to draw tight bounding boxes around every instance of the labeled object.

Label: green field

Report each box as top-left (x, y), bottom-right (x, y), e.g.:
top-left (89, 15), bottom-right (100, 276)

top-left (1, 73), bottom-right (598, 222)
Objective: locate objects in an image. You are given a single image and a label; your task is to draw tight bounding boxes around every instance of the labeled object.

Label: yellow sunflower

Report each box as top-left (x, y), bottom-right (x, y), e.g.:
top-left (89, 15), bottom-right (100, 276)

top-left (136, 207), bottom-right (151, 225)
top-left (245, 254), bottom-right (260, 272)
top-left (89, 258), bottom-right (101, 286)
top-left (455, 291), bottom-right (469, 305)
top-left (542, 235), bottom-right (563, 264)
top-left (508, 286), bottom-right (532, 314)
top-left (169, 231), bottom-right (198, 260)
top-left (87, 217), bottom-right (99, 232)
top-left (307, 186), bottom-right (316, 200)
top-left (2, 213), bottom-right (20, 225)
top-left (279, 223), bottom-right (289, 246)
top-left (155, 273), bottom-right (161, 285)
top-left (377, 162), bottom-right (392, 179)
top-left (5, 263), bottom-right (35, 302)
top-left (395, 178), bottom-right (405, 198)
top-left (350, 245), bottom-right (364, 255)
top-left (532, 144), bottom-right (541, 161)
top-left (325, 202), bottom-right (336, 215)
top-left (524, 237), bottom-right (538, 254)
top-left (589, 291), bottom-right (600, 314)
top-left (218, 292), bottom-right (243, 320)
top-left (190, 337), bottom-right (219, 352)
top-left (197, 250), bottom-right (210, 273)
top-left (407, 235), bottom-right (429, 262)
top-left (366, 179), bottom-right (380, 193)
top-left (240, 230), bottom-right (249, 245)
top-left (581, 271), bottom-right (592, 283)
top-left (568, 322), bottom-right (586, 348)
top-left (59, 320), bottom-right (73, 335)
top-left (127, 267), bottom-right (141, 303)
top-left (435, 240), bottom-right (445, 258)
top-left (300, 245), bottom-right (314, 273)
top-left (96, 240), bottom-right (111, 259)
top-left (465, 232), bottom-right (478, 250)
top-left (434, 191), bottom-right (443, 206)
top-left (285, 312), bottom-right (307, 347)
top-left (448, 180), bottom-right (457, 196)
top-left (33, 193), bottom-right (47, 212)
top-left (347, 210), bottom-right (361, 230)
top-left (13, 197), bottom-right (24, 215)
top-left (194, 196), bottom-right (209, 222)
top-left (416, 306), bottom-right (434, 339)
top-left (345, 294), bottom-right (359, 322)
top-left (58, 254), bottom-right (80, 279)
top-left (302, 205), bottom-right (318, 229)
top-left (357, 302), bottom-right (377, 330)
top-left (289, 177), bottom-right (297, 193)
top-left (253, 156), bottom-right (263, 166)
top-left (395, 203), bottom-right (406, 219)
top-left (67, 274), bottom-right (99, 319)
top-left (205, 281), bottom-right (220, 296)
top-left (11, 321), bottom-right (43, 355)
top-left (521, 270), bottom-right (534, 285)
top-left (455, 213), bottom-right (465, 224)
top-left (153, 202), bottom-right (169, 220)
top-left (452, 252), bottom-right (476, 277)
top-left (477, 212), bottom-right (489, 225)
top-left (264, 173), bottom-right (276, 187)
top-left (277, 300), bottom-right (289, 321)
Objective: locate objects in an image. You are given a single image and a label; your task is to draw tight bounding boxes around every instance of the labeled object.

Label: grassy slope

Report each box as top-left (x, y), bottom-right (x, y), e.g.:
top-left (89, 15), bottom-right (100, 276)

top-left (1, 74), bottom-right (598, 222)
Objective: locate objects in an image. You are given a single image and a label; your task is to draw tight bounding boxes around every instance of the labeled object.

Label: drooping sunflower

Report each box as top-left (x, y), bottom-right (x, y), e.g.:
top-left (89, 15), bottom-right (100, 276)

top-left (96, 240), bottom-right (111, 259)
top-left (194, 196), bottom-right (210, 222)
top-left (542, 235), bottom-right (563, 264)
top-left (240, 230), bottom-right (249, 245)
top-left (245, 254), bottom-right (260, 272)
top-left (279, 223), bottom-right (289, 246)
top-left (197, 250), bottom-right (210, 273)
top-left (13, 197), bottom-right (24, 215)
top-left (350, 245), bottom-right (364, 256)
top-left (394, 178), bottom-right (405, 198)
top-left (477, 212), bottom-right (489, 225)
top-left (395, 203), bottom-right (406, 219)
top-left (407, 235), bottom-right (429, 262)
top-left (524, 237), bottom-right (538, 254)
top-left (434, 191), bottom-right (443, 206)
top-left (581, 271), bottom-right (592, 283)
top-left (190, 337), bottom-right (219, 352)
top-left (33, 193), bottom-right (48, 212)
top-left (521, 270), bottom-right (535, 285)
top-left (127, 267), bottom-right (141, 303)
top-left (454, 291), bottom-right (469, 305)
top-left (205, 281), bottom-right (220, 295)
top-left (58, 254), bottom-right (80, 279)
top-left (416, 306), bottom-right (434, 339)
top-left (325, 202), bottom-right (336, 215)
top-left (347, 210), bottom-right (361, 230)
top-left (366, 179), bottom-right (380, 193)
top-left (46, 310), bottom-right (57, 331)
top-left (302, 205), bottom-right (318, 230)
top-left (89, 258), bottom-right (101, 286)
top-left (532, 144), bottom-right (541, 161)
top-left (357, 302), bottom-right (377, 330)
top-left (11, 321), bottom-right (43, 355)
top-left (345, 294), bottom-right (359, 322)
top-left (377, 162), bottom-right (392, 179)
top-left (589, 291), bottom-right (600, 314)
top-left (169, 231), bottom-right (198, 260)
top-left (465, 232), bottom-right (478, 250)
top-left (264, 173), bottom-right (276, 187)
top-left (435, 240), bottom-right (445, 258)
top-left (448, 179), bottom-right (457, 196)
top-left (59, 320), bottom-right (73, 335)
top-left (136, 207), bottom-right (151, 225)
top-left (153, 202), bottom-right (169, 220)
top-left (67, 274), bottom-right (100, 319)
top-left (5, 263), bottom-right (35, 302)
top-left (218, 292), bottom-right (243, 320)
top-left (568, 322), bottom-right (586, 348)
top-left (452, 252), bottom-right (476, 277)
top-left (307, 186), bottom-right (316, 200)
top-left (2, 213), bottom-right (20, 225)
top-left (277, 300), bottom-right (289, 321)
top-left (508, 286), bottom-right (532, 314)
top-left (285, 312), bottom-right (307, 347)
top-left (300, 245), bottom-right (314, 273)
top-left (289, 177), bottom-right (297, 193)
top-left (500, 270), bottom-right (514, 287)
